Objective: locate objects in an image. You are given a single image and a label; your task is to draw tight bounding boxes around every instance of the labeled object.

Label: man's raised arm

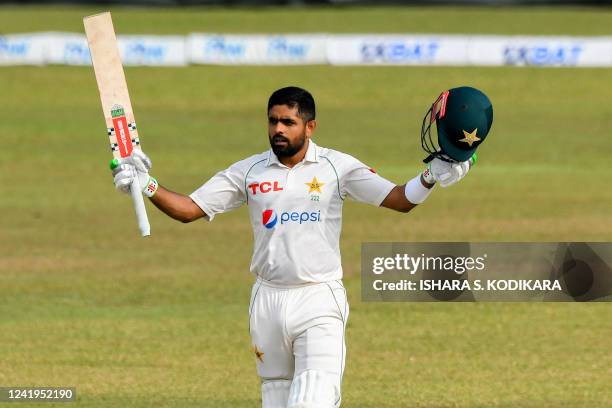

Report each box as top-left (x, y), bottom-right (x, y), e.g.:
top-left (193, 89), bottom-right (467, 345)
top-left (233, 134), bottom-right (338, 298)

top-left (111, 150), bottom-right (205, 223)
top-left (149, 186), bottom-right (205, 223)
top-left (380, 173), bottom-right (434, 213)
top-left (381, 156), bottom-right (474, 213)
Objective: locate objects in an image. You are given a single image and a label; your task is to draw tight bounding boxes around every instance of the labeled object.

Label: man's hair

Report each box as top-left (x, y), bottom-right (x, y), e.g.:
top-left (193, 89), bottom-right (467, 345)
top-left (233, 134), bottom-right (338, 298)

top-left (267, 86), bottom-right (316, 122)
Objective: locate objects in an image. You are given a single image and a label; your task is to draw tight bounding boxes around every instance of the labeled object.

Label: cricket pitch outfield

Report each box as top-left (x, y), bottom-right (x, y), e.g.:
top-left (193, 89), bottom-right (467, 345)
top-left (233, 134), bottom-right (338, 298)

top-left (0, 5), bottom-right (611, 407)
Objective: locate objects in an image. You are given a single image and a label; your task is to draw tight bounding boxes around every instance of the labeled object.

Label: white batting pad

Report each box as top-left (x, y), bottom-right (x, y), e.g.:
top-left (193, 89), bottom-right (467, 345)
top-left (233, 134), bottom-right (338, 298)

top-left (287, 370), bottom-right (340, 408)
top-left (262, 380), bottom-right (291, 408)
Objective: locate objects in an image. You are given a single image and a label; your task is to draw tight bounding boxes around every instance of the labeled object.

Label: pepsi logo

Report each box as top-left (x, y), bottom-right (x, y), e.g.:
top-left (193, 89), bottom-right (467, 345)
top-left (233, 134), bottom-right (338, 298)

top-left (262, 209), bottom-right (278, 229)
top-left (262, 209), bottom-right (322, 229)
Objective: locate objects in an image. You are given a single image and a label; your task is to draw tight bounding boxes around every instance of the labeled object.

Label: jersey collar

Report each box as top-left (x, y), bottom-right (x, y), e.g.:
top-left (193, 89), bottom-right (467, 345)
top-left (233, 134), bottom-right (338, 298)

top-left (266, 139), bottom-right (319, 167)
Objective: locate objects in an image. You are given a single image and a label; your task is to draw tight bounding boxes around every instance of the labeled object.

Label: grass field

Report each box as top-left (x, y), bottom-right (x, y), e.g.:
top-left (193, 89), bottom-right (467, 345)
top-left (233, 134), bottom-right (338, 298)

top-left (1, 5), bottom-right (611, 408)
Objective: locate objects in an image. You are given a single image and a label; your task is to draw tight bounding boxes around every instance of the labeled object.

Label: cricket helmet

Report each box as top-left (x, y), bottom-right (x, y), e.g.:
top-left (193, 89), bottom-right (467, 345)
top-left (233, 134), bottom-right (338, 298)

top-left (421, 86), bottom-right (493, 163)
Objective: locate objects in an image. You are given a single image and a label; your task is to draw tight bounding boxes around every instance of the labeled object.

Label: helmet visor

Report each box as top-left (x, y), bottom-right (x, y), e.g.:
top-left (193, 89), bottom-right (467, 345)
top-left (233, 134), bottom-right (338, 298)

top-left (420, 91), bottom-right (455, 163)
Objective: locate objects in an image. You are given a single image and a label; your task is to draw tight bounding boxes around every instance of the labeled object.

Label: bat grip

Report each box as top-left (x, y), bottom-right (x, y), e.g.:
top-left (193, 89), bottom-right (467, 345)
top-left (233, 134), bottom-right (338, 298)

top-left (130, 176), bottom-right (151, 237)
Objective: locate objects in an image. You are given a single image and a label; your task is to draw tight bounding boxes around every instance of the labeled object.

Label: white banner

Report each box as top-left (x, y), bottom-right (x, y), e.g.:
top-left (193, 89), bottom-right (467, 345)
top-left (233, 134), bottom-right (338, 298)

top-left (469, 36), bottom-right (612, 67)
top-left (328, 34), bottom-right (612, 67)
top-left (188, 34), bottom-right (328, 65)
top-left (327, 35), bottom-right (469, 66)
top-left (45, 33), bottom-right (187, 66)
top-left (0, 32), bottom-right (611, 67)
top-left (45, 33), bottom-right (91, 65)
top-left (119, 35), bottom-right (187, 66)
top-left (0, 34), bottom-right (46, 66)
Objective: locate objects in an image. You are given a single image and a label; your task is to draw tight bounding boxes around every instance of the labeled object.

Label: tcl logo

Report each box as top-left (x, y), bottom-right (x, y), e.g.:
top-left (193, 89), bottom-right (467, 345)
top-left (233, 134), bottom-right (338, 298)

top-left (248, 181), bottom-right (283, 195)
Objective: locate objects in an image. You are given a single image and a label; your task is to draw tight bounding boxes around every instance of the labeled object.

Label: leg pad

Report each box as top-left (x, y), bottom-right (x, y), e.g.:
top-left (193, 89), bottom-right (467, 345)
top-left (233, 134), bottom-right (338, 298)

top-left (262, 379), bottom-right (291, 408)
top-left (287, 370), bottom-right (340, 408)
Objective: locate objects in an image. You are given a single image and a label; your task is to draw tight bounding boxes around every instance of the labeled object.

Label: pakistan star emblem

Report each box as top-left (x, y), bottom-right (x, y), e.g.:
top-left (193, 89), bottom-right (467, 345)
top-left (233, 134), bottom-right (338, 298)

top-left (459, 128), bottom-right (481, 146)
top-left (305, 176), bottom-right (324, 194)
top-left (253, 345), bottom-right (264, 363)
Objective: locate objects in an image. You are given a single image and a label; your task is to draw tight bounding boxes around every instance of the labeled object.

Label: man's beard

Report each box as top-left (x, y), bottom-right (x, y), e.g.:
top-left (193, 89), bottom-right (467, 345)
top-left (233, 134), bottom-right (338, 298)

top-left (269, 133), bottom-right (306, 158)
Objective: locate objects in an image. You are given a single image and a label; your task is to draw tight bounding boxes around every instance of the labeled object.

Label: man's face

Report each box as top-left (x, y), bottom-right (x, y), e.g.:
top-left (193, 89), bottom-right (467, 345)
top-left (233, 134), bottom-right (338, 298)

top-left (268, 104), bottom-right (315, 158)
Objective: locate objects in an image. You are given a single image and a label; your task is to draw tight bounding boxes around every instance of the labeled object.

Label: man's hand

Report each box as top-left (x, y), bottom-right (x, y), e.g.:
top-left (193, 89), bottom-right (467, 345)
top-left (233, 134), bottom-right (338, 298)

top-left (110, 150), bottom-right (154, 195)
top-left (423, 154), bottom-right (476, 188)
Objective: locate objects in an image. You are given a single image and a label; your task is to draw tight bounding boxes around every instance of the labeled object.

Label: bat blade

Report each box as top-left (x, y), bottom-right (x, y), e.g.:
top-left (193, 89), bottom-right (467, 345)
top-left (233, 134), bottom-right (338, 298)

top-left (84, 12), bottom-right (150, 237)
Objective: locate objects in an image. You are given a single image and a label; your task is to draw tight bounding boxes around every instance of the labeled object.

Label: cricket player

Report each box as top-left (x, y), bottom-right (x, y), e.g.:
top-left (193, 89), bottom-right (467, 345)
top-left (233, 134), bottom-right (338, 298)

top-left (111, 86), bottom-right (493, 407)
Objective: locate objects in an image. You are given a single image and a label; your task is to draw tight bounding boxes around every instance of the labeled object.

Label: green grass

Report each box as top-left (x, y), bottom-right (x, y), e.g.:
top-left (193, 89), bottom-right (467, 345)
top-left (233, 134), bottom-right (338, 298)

top-left (1, 4), bottom-right (612, 35)
top-left (1, 5), bottom-right (611, 408)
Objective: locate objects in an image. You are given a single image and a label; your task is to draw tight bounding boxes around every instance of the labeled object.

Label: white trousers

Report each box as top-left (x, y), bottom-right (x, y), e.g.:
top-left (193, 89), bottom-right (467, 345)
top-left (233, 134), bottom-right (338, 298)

top-left (249, 278), bottom-right (349, 407)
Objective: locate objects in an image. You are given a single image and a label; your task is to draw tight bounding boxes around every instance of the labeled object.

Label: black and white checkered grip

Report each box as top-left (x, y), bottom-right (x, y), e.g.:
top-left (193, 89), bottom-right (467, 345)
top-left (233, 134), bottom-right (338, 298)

top-left (110, 138), bottom-right (140, 152)
top-left (108, 122), bottom-right (136, 136)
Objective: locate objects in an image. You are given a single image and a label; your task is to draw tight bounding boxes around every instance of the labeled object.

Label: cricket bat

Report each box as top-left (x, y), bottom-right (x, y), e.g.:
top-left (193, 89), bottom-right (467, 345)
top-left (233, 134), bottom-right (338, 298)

top-left (84, 12), bottom-right (150, 237)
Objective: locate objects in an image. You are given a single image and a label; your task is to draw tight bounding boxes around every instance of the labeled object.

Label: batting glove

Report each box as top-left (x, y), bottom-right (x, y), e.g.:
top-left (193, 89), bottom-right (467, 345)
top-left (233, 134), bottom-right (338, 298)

top-left (422, 154), bottom-right (477, 188)
top-left (110, 150), bottom-right (158, 197)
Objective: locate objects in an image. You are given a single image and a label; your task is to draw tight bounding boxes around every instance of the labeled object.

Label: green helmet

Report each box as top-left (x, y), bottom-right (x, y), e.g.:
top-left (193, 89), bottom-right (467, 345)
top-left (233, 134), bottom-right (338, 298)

top-left (421, 86), bottom-right (493, 163)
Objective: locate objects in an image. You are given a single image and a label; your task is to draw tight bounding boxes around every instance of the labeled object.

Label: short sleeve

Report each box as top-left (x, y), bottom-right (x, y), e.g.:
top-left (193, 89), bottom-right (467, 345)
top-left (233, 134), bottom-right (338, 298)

top-left (343, 166), bottom-right (396, 206)
top-left (325, 150), bottom-right (395, 206)
top-left (189, 160), bottom-right (249, 221)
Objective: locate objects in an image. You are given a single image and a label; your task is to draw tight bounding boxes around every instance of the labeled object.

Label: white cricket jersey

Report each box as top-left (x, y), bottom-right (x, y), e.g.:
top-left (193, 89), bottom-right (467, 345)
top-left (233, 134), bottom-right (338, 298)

top-left (190, 140), bottom-right (395, 285)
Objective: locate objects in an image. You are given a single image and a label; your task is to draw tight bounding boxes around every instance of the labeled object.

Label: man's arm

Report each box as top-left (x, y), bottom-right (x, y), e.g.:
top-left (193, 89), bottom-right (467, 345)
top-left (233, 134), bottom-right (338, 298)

top-left (336, 151), bottom-right (438, 212)
top-left (380, 174), bottom-right (435, 213)
top-left (111, 152), bottom-right (205, 223)
top-left (380, 156), bottom-right (475, 213)
top-left (149, 186), bottom-right (205, 223)
top-left (112, 149), bottom-right (245, 224)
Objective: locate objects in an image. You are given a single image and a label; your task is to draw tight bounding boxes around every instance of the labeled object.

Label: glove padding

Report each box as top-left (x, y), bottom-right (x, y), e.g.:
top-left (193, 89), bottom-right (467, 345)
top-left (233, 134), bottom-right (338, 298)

top-left (111, 150), bottom-right (152, 194)
top-left (427, 157), bottom-right (472, 188)
top-left (127, 149), bottom-right (152, 172)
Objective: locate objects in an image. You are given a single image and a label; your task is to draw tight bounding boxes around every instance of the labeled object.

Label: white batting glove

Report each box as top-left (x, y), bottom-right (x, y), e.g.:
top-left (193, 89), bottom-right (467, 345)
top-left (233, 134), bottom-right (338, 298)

top-left (129, 149), bottom-right (152, 173)
top-left (422, 154), bottom-right (476, 188)
top-left (110, 150), bottom-right (158, 197)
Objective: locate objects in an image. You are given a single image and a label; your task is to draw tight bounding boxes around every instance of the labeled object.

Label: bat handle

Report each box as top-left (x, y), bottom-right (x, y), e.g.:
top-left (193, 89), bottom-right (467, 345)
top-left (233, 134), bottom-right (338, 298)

top-left (130, 176), bottom-right (151, 237)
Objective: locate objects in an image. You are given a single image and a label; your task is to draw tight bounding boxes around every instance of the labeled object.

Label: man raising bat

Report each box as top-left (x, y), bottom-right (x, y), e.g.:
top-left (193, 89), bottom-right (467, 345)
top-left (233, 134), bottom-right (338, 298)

top-left (111, 86), bottom-right (493, 408)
